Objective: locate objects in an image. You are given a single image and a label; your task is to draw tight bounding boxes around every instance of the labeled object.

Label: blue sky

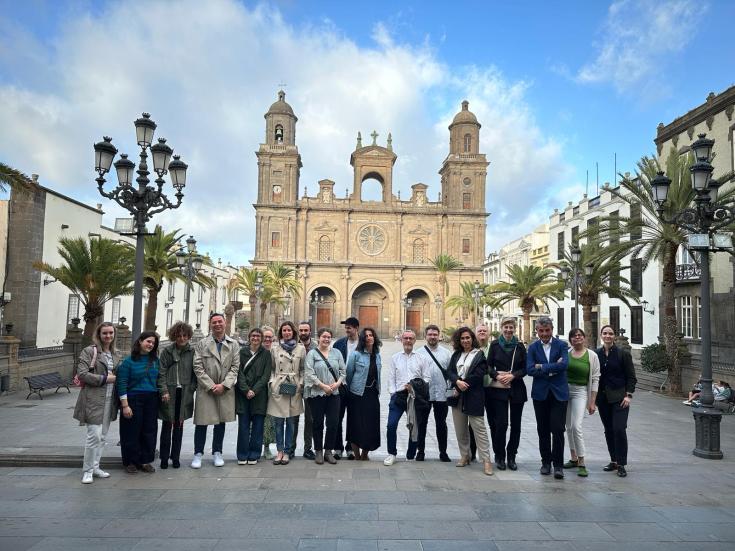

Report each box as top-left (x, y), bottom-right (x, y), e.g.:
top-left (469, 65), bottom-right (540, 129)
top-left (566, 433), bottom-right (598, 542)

top-left (1, 0), bottom-right (734, 265)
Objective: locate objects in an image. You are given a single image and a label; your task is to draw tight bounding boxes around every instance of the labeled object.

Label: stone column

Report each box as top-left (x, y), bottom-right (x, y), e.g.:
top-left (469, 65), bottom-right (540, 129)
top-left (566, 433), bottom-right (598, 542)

top-left (116, 319), bottom-right (132, 355)
top-left (0, 335), bottom-right (21, 391)
top-left (63, 318), bottom-right (84, 376)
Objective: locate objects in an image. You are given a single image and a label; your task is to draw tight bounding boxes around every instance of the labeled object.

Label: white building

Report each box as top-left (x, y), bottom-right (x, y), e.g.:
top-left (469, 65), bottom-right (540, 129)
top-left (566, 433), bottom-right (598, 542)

top-left (548, 187), bottom-right (660, 349)
top-left (2, 175), bottom-right (241, 348)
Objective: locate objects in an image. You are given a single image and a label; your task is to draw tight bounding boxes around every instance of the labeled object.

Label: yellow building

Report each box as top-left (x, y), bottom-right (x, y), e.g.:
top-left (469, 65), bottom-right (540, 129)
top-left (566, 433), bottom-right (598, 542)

top-left (252, 92), bottom-right (489, 337)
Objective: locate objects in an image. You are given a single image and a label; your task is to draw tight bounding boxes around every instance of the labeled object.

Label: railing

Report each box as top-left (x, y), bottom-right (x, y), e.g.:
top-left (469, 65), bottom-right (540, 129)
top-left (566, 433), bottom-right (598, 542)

top-left (18, 346), bottom-right (65, 359)
top-left (675, 263), bottom-right (701, 281)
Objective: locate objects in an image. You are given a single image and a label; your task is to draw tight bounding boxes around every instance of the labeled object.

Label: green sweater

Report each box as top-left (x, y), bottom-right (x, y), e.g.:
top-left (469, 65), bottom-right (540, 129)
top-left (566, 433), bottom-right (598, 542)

top-left (568, 350), bottom-right (590, 386)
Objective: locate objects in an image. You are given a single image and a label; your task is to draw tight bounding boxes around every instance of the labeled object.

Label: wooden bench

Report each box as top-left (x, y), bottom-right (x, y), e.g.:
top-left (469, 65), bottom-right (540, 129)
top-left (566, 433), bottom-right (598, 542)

top-left (23, 372), bottom-right (71, 400)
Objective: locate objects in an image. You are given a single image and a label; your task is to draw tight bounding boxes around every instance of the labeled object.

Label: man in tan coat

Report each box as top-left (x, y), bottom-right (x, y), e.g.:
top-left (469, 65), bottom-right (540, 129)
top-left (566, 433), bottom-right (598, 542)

top-left (191, 313), bottom-right (240, 468)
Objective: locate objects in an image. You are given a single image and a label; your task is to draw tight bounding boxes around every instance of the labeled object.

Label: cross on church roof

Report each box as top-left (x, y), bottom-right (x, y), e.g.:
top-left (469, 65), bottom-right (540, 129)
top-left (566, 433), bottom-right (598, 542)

top-left (371, 130), bottom-right (378, 145)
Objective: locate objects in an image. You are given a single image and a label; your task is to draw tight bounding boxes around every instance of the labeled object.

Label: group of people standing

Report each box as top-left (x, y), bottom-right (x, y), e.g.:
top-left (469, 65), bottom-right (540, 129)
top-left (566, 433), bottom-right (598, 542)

top-left (72, 311), bottom-right (637, 484)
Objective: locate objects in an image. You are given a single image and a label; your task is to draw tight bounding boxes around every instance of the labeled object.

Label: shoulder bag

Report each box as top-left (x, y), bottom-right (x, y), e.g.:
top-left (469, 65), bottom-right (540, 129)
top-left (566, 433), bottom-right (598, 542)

top-left (315, 349), bottom-right (345, 396)
top-left (424, 345), bottom-right (455, 399)
top-left (488, 345), bottom-right (516, 389)
top-left (277, 349), bottom-right (298, 396)
top-left (73, 346), bottom-right (98, 388)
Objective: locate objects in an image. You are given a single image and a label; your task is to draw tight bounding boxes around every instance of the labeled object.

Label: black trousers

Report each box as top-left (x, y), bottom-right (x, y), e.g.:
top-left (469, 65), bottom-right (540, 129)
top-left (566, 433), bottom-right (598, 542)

top-left (194, 422), bottom-right (225, 454)
top-left (159, 388), bottom-right (184, 463)
top-left (533, 394), bottom-right (568, 468)
top-left (486, 390), bottom-right (525, 460)
top-left (427, 400), bottom-right (449, 454)
top-left (336, 388), bottom-right (350, 452)
top-left (307, 394), bottom-right (341, 451)
top-left (119, 392), bottom-right (158, 467)
top-left (597, 397), bottom-right (629, 466)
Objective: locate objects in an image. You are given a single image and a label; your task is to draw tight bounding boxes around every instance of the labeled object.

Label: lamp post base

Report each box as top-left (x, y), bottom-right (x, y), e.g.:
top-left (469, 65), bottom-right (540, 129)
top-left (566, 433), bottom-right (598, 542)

top-left (692, 407), bottom-right (723, 459)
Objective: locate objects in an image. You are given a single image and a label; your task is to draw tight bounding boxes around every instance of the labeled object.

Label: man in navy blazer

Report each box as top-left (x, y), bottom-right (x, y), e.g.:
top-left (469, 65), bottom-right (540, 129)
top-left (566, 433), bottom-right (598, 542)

top-left (526, 316), bottom-right (569, 479)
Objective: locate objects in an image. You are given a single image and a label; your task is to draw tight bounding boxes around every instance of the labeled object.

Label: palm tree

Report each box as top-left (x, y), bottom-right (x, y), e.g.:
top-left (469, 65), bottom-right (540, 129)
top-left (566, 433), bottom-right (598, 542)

top-left (558, 244), bottom-right (638, 348)
top-left (34, 237), bottom-right (134, 341)
top-left (234, 267), bottom-right (264, 328)
top-left (430, 254), bottom-right (463, 328)
top-left (0, 162), bottom-right (38, 194)
top-left (132, 225), bottom-right (214, 331)
top-left (264, 262), bottom-right (302, 325)
top-left (488, 264), bottom-right (564, 343)
top-left (591, 149), bottom-right (734, 394)
top-left (446, 281), bottom-right (489, 327)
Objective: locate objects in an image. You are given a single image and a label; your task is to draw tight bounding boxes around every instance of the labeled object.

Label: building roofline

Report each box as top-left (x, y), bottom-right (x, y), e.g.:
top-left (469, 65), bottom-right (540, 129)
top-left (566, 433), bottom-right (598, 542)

top-left (655, 85), bottom-right (735, 146)
top-left (40, 185), bottom-right (104, 215)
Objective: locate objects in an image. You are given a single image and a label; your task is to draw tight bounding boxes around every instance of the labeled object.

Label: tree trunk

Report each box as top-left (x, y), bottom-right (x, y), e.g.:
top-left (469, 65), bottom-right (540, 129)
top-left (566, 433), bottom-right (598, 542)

top-left (249, 295), bottom-right (257, 329)
top-left (144, 286), bottom-right (159, 331)
top-left (582, 303), bottom-right (594, 348)
top-left (522, 308), bottom-right (532, 344)
top-left (661, 244), bottom-right (681, 395)
top-left (440, 276), bottom-right (447, 330)
top-left (82, 303), bottom-right (105, 344)
top-left (260, 302), bottom-right (268, 328)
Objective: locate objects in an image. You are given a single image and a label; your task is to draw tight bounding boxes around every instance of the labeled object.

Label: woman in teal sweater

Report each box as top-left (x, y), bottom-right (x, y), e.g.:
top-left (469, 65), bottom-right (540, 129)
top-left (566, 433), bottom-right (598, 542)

top-left (117, 331), bottom-right (160, 474)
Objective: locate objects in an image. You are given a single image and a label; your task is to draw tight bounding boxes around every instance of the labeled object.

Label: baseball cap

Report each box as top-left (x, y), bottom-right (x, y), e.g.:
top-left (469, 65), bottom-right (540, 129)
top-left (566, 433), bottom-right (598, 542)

top-left (340, 317), bottom-right (360, 328)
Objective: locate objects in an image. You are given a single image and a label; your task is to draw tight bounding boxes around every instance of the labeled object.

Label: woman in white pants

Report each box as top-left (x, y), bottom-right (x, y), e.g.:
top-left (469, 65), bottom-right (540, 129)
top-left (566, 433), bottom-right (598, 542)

top-left (563, 328), bottom-right (600, 477)
top-left (73, 322), bottom-right (119, 484)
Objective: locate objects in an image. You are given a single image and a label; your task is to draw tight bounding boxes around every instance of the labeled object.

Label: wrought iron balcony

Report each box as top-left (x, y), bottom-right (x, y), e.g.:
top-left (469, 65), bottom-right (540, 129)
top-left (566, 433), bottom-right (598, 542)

top-left (675, 263), bottom-right (701, 282)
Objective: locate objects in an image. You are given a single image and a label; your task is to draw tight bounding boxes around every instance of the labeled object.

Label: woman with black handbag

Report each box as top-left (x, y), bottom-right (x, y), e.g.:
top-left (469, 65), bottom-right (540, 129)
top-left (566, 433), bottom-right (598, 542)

top-left (304, 328), bottom-right (346, 464)
top-left (267, 321), bottom-right (305, 465)
top-left (447, 327), bottom-right (493, 476)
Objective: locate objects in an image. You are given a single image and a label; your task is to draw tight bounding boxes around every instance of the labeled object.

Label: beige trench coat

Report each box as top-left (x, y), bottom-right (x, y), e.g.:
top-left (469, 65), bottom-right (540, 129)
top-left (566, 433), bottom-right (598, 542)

top-left (73, 345), bottom-right (120, 425)
top-left (192, 335), bottom-right (240, 425)
top-left (266, 342), bottom-right (305, 418)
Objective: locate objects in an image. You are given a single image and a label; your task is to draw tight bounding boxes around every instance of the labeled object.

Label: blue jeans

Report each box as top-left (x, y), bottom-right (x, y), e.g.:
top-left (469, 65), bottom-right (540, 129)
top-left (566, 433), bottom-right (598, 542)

top-left (387, 392), bottom-right (418, 457)
top-left (273, 416), bottom-right (297, 454)
top-left (237, 406), bottom-right (265, 461)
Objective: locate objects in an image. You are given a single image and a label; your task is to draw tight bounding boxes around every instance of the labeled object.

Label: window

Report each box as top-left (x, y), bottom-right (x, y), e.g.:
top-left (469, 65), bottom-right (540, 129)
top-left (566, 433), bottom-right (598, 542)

top-left (222, 286), bottom-right (226, 305)
top-left (587, 217), bottom-right (599, 245)
top-left (571, 226), bottom-right (579, 247)
top-left (557, 308), bottom-right (565, 336)
top-left (231, 288), bottom-right (239, 302)
top-left (168, 280), bottom-right (175, 300)
top-left (609, 306), bottom-right (620, 335)
top-left (197, 285), bottom-right (204, 303)
top-left (462, 193), bottom-right (471, 209)
top-left (271, 231), bottom-right (281, 248)
top-left (67, 294), bottom-right (80, 324)
top-left (463, 133), bottom-right (472, 153)
top-left (166, 310), bottom-right (174, 332)
top-left (412, 239), bottom-right (426, 264)
top-left (318, 236), bottom-right (332, 261)
top-left (609, 211), bottom-right (619, 244)
top-left (462, 238), bottom-right (471, 254)
top-left (571, 306), bottom-right (578, 328)
top-left (630, 306), bottom-right (643, 344)
top-left (630, 258), bottom-right (643, 295)
top-left (111, 298), bottom-right (121, 324)
top-left (557, 232), bottom-right (565, 260)
top-left (679, 296), bottom-right (693, 338)
top-left (630, 203), bottom-right (642, 241)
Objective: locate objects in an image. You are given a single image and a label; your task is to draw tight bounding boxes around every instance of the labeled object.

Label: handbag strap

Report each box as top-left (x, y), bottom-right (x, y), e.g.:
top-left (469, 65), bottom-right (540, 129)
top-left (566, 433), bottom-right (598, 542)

top-left (423, 345), bottom-right (450, 381)
top-left (242, 349), bottom-right (260, 373)
top-left (91, 345), bottom-right (98, 371)
top-left (315, 349), bottom-right (339, 383)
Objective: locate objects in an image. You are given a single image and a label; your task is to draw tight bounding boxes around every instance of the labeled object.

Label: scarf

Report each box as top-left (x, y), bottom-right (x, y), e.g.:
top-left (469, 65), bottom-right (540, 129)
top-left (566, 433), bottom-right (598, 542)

top-left (280, 339), bottom-right (297, 353)
top-left (498, 334), bottom-right (518, 354)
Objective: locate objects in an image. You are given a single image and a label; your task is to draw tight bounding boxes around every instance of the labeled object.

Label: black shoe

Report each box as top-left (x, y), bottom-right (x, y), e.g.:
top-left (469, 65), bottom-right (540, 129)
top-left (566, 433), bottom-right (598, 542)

top-left (495, 459), bottom-right (506, 471)
top-left (303, 449), bottom-right (316, 460)
top-left (554, 467), bottom-right (564, 479)
top-left (160, 460), bottom-right (168, 470)
top-left (603, 462), bottom-right (618, 472)
top-left (507, 458), bottom-right (517, 471)
top-left (333, 451), bottom-right (342, 460)
top-left (540, 463), bottom-right (551, 475)
top-left (617, 465), bottom-right (627, 477)
top-left (470, 455), bottom-right (477, 463)
top-left (439, 452), bottom-right (451, 463)
top-left (346, 449), bottom-right (355, 460)
top-left (172, 459), bottom-right (180, 469)
top-left (415, 451), bottom-right (425, 462)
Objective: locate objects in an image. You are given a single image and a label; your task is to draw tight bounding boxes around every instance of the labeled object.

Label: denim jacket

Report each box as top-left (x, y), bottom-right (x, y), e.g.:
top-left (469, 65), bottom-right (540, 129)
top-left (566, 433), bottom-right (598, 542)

top-left (346, 350), bottom-right (381, 397)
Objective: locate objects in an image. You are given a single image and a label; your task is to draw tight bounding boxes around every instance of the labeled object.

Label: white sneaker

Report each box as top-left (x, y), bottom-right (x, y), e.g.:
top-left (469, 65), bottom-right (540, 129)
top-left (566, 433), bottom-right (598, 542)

top-left (383, 454), bottom-right (396, 466)
top-left (213, 452), bottom-right (225, 467)
top-left (81, 471), bottom-right (93, 484)
top-left (93, 468), bottom-right (110, 478)
top-left (237, 460), bottom-right (248, 465)
top-left (191, 453), bottom-right (203, 469)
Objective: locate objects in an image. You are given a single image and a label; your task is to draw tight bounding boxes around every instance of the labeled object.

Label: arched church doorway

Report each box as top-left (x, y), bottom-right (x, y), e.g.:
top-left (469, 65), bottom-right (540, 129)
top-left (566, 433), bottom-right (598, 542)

top-left (308, 286), bottom-right (336, 331)
top-left (351, 282), bottom-right (389, 337)
top-left (404, 288), bottom-right (430, 336)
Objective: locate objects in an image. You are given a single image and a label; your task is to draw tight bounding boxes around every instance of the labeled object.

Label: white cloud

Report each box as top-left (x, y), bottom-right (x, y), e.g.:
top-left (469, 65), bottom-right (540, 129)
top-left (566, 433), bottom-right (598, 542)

top-left (575, 0), bottom-right (707, 96)
top-left (0, 0), bottom-right (571, 265)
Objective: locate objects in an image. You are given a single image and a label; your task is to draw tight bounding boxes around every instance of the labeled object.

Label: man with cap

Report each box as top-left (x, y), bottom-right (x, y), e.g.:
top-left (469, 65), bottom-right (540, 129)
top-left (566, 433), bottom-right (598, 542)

top-left (333, 316), bottom-right (360, 459)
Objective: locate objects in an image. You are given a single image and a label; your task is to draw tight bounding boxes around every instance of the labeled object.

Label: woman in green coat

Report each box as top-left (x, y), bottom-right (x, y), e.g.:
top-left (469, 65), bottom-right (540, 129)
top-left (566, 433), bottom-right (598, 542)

top-left (236, 328), bottom-right (272, 464)
top-left (157, 322), bottom-right (196, 469)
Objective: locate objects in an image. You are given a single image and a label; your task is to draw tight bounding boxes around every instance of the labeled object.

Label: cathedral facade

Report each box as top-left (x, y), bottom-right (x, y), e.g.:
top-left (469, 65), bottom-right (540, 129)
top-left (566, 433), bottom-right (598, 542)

top-left (252, 91), bottom-right (489, 337)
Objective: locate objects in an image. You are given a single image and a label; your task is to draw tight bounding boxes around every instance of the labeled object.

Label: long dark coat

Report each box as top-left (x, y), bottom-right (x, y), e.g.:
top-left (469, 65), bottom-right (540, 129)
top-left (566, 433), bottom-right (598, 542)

top-left (157, 342), bottom-right (196, 422)
top-left (448, 348), bottom-right (487, 417)
top-left (236, 345), bottom-right (272, 416)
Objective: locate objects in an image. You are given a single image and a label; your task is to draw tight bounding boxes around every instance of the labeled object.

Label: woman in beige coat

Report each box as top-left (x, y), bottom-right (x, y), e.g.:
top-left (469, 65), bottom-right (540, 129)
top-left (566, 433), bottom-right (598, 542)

top-left (73, 322), bottom-right (120, 484)
top-left (191, 313), bottom-right (240, 469)
top-left (267, 321), bottom-right (305, 465)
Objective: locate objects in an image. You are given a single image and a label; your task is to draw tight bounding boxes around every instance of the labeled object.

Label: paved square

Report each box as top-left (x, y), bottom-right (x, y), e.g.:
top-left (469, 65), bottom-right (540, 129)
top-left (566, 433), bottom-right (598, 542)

top-left (1, 340), bottom-right (734, 550)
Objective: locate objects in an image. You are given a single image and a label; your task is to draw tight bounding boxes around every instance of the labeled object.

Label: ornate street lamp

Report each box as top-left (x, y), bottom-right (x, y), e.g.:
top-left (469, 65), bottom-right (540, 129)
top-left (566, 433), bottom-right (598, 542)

top-left (94, 113), bottom-right (188, 339)
top-left (176, 235), bottom-right (203, 324)
top-left (651, 134), bottom-right (734, 459)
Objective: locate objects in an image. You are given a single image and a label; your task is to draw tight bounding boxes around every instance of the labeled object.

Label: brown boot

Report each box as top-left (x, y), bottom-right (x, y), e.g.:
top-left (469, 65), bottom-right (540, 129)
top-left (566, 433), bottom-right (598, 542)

top-left (360, 450), bottom-right (369, 461)
top-left (324, 451), bottom-right (337, 464)
top-left (483, 460), bottom-right (494, 476)
top-left (456, 456), bottom-right (470, 467)
top-left (315, 451), bottom-right (324, 465)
